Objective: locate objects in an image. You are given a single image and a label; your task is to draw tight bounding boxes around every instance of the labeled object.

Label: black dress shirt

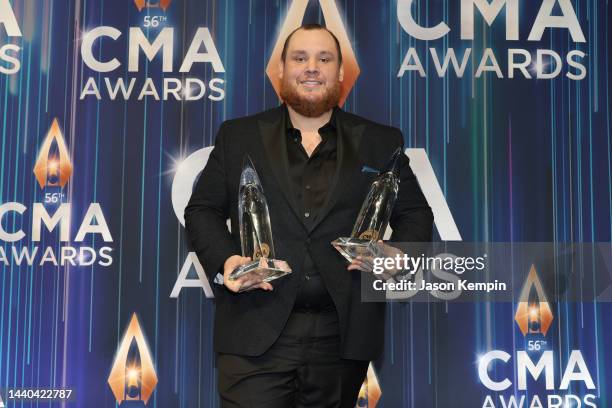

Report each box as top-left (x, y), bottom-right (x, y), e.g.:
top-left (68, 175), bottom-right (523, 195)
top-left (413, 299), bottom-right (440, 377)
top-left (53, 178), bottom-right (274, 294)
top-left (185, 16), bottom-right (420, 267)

top-left (284, 105), bottom-right (337, 311)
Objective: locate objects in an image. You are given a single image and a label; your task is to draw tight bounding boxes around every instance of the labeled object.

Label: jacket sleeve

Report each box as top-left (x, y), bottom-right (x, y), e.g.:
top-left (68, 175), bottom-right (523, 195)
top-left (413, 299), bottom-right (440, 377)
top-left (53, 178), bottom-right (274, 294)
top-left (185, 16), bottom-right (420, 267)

top-left (389, 130), bottom-right (434, 242)
top-left (184, 122), bottom-right (238, 284)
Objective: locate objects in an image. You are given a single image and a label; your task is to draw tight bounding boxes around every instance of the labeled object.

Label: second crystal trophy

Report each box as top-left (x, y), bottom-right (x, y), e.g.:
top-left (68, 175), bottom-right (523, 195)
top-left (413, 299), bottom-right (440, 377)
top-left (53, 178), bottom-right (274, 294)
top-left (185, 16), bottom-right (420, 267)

top-left (228, 156), bottom-right (292, 291)
top-left (332, 148), bottom-right (402, 263)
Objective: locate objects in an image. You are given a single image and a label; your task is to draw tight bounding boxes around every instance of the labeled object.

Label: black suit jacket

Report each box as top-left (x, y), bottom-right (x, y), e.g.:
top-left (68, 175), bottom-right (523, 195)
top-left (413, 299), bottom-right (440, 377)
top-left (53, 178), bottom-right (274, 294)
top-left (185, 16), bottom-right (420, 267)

top-left (184, 105), bottom-right (433, 361)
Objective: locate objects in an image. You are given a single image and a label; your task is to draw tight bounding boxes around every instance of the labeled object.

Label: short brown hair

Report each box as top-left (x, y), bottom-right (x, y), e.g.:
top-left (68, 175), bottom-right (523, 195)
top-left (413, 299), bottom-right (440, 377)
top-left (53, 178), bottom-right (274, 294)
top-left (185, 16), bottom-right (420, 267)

top-left (280, 23), bottom-right (343, 65)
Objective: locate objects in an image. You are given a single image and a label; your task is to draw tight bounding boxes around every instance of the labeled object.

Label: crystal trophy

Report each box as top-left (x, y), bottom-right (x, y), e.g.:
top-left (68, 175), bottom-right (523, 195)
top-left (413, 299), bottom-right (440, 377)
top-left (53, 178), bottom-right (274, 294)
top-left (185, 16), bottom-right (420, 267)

top-left (228, 156), bottom-right (291, 291)
top-left (332, 148), bottom-right (402, 263)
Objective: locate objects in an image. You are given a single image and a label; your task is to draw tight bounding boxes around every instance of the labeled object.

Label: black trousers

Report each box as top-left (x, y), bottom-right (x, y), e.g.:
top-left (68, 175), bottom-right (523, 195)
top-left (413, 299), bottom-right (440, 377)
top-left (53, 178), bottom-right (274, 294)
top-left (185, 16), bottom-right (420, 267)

top-left (217, 309), bottom-right (369, 408)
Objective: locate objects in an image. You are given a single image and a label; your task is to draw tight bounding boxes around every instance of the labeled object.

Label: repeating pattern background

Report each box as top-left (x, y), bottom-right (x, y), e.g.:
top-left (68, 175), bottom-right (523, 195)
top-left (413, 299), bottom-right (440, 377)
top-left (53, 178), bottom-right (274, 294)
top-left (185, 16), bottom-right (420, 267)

top-left (0, 0), bottom-right (610, 406)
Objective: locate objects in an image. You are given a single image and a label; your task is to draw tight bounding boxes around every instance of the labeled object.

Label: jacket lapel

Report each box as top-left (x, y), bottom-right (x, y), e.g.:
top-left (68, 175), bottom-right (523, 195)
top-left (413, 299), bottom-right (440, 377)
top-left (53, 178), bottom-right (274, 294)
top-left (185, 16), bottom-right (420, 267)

top-left (257, 107), bottom-right (366, 233)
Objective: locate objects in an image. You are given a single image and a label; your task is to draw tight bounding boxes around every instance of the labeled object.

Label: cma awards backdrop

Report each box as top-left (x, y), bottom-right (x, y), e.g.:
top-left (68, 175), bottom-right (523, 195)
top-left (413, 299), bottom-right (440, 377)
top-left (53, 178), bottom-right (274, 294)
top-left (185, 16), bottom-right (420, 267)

top-left (0, 0), bottom-right (610, 407)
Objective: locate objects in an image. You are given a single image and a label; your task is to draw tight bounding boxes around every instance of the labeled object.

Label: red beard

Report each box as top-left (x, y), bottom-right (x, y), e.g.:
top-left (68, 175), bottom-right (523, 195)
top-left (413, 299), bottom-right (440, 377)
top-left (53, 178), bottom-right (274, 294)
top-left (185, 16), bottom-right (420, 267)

top-left (280, 79), bottom-right (341, 117)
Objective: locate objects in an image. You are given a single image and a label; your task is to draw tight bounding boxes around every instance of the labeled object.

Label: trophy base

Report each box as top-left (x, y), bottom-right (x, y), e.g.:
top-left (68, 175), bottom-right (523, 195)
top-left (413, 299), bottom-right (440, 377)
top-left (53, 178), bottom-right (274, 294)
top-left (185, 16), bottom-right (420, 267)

top-left (332, 237), bottom-right (383, 263)
top-left (228, 258), bottom-right (292, 292)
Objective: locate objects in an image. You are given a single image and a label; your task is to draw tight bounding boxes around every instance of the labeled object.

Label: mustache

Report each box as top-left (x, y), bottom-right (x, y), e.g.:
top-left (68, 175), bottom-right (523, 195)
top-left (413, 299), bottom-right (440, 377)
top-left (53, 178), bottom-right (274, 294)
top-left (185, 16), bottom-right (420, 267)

top-left (279, 78), bottom-right (341, 118)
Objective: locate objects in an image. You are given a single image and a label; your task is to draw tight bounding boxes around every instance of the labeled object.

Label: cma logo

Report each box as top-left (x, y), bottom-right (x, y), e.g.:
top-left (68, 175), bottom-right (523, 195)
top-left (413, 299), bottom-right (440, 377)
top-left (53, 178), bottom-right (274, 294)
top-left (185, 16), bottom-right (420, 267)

top-left (79, 26), bottom-right (225, 101)
top-left (0, 202), bottom-right (112, 243)
top-left (0, 119), bottom-right (112, 245)
top-left (108, 313), bottom-right (158, 406)
top-left (477, 350), bottom-right (597, 408)
top-left (0, 0), bottom-right (22, 75)
top-left (397, 0), bottom-right (585, 42)
top-left (81, 27), bottom-right (224, 74)
top-left (478, 350), bottom-right (595, 392)
top-left (477, 268), bottom-right (598, 408)
top-left (168, 147), bottom-right (460, 299)
top-left (33, 119), bottom-right (73, 188)
top-left (0, 120), bottom-right (113, 267)
top-left (395, 0), bottom-right (587, 80)
top-left (514, 265), bottom-right (553, 337)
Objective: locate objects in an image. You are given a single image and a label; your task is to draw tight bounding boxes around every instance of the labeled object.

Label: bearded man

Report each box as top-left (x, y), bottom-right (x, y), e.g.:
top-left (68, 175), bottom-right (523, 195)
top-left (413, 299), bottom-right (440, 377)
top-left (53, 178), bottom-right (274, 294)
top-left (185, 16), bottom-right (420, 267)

top-left (185, 24), bottom-right (433, 407)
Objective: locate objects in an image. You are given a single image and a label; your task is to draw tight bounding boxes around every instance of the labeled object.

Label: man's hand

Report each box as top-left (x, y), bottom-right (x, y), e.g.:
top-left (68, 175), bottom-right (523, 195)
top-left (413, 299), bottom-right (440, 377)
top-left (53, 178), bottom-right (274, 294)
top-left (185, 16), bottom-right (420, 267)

top-left (347, 241), bottom-right (404, 280)
top-left (223, 255), bottom-right (274, 293)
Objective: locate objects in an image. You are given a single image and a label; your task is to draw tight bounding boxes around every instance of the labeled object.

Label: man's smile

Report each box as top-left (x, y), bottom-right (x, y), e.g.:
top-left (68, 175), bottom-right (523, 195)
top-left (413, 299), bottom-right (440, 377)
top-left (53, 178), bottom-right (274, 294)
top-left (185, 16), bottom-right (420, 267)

top-left (300, 79), bottom-right (324, 88)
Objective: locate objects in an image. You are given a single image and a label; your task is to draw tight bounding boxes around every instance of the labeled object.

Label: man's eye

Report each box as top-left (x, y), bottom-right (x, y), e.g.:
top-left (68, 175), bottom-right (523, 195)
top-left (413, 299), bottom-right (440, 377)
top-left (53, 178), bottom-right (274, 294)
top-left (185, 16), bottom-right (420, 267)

top-left (320, 57), bottom-right (329, 63)
top-left (294, 57), bottom-right (306, 62)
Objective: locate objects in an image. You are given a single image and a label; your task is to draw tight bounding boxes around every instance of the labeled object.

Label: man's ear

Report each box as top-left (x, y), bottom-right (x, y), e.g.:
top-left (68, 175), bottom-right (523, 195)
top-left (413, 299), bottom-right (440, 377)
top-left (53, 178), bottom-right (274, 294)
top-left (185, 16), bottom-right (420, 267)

top-left (339, 64), bottom-right (344, 82)
top-left (278, 60), bottom-right (284, 79)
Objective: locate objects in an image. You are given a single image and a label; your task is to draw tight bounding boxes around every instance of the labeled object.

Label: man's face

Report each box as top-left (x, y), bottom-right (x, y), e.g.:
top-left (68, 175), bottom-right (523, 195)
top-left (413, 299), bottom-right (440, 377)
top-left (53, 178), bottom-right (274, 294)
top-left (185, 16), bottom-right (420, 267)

top-left (279, 28), bottom-right (344, 117)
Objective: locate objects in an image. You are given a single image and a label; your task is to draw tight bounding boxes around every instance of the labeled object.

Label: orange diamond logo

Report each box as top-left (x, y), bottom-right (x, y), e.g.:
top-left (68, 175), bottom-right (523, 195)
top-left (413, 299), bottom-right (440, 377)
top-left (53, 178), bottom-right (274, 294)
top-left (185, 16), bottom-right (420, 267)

top-left (265, 0), bottom-right (360, 106)
top-left (514, 265), bottom-right (554, 337)
top-left (133, 0), bottom-right (172, 12)
top-left (33, 119), bottom-right (73, 189)
top-left (355, 364), bottom-right (382, 407)
top-left (108, 313), bottom-right (158, 405)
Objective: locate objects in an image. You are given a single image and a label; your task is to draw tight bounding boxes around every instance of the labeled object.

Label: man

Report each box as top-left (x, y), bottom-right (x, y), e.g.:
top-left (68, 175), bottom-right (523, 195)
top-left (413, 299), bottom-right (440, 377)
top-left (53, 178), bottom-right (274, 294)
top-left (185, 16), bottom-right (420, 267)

top-left (185, 24), bottom-right (433, 407)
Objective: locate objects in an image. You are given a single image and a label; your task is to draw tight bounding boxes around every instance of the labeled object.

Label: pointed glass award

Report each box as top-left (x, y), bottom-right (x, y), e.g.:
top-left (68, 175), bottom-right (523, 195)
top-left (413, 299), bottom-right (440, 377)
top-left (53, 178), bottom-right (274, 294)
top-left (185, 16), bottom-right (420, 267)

top-left (332, 148), bottom-right (402, 263)
top-left (228, 156), bottom-right (292, 291)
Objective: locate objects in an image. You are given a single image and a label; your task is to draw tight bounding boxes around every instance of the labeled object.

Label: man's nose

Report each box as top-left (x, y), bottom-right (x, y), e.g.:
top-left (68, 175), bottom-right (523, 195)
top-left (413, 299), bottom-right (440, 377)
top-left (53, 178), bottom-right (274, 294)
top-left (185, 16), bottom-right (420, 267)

top-left (305, 58), bottom-right (319, 73)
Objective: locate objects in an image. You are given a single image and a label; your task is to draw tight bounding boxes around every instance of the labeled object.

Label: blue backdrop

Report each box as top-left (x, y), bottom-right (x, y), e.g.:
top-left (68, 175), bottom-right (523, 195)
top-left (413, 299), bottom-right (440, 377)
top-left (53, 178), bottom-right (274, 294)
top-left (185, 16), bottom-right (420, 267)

top-left (0, 0), bottom-right (609, 406)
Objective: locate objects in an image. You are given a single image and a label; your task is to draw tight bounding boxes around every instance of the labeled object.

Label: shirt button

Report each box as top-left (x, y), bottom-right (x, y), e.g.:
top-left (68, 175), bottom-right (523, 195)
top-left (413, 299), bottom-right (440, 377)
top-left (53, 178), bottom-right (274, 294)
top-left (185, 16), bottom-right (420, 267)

top-left (305, 185), bottom-right (311, 190)
top-left (304, 212), bottom-right (310, 218)
top-left (305, 275), bottom-right (311, 281)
